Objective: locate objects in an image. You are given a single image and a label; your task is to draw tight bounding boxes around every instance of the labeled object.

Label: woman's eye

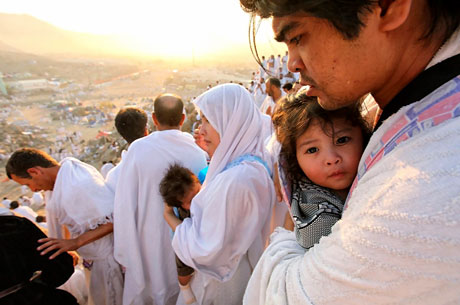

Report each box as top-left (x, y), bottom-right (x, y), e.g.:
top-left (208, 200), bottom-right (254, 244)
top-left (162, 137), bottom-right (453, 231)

top-left (306, 147), bottom-right (318, 154)
top-left (337, 136), bottom-right (351, 145)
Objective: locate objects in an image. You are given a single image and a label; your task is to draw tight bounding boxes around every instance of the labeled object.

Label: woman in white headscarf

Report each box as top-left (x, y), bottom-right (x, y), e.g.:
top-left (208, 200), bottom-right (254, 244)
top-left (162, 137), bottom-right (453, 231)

top-left (172, 84), bottom-right (276, 305)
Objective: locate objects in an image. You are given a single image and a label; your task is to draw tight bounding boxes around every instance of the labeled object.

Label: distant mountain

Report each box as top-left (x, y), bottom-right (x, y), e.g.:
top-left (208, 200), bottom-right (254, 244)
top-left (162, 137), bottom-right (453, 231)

top-left (0, 13), bottom-right (131, 56)
top-left (0, 40), bottom-right (21, 53)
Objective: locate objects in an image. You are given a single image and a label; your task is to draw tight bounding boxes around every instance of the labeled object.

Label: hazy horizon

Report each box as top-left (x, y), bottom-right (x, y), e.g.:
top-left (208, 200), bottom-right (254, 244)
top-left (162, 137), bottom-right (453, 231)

top-left (0, 1), bottom-right (286, 62)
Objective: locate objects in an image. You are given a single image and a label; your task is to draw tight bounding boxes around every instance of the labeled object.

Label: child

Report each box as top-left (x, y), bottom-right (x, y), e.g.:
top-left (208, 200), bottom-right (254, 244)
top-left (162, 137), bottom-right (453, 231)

top-left (273, 92), bottom-right (370, 249)
top-left (159, 163), bottom-right (201, 305)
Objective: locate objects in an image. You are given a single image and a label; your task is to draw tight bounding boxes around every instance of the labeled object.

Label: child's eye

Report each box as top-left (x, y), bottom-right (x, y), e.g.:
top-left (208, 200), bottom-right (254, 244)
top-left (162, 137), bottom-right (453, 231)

top-left (336, 136), bottom-right (351, 145)
top-left (306, 147), bottom-right (318, 154)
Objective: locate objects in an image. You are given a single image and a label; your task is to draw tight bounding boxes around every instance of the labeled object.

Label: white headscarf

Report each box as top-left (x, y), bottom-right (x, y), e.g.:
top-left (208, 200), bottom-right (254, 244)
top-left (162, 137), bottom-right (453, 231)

top-left (195, 84), bottom-right (272, 184)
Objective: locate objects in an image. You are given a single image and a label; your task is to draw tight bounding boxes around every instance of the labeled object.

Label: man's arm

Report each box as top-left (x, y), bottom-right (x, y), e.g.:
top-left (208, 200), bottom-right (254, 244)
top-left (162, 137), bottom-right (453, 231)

top-left (37, 222), bottom-right (113, 259)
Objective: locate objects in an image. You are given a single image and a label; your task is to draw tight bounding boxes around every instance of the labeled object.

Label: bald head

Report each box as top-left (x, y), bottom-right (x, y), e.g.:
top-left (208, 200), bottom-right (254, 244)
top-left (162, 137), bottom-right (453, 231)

top-left (153, 94), bottom-right (185, 129)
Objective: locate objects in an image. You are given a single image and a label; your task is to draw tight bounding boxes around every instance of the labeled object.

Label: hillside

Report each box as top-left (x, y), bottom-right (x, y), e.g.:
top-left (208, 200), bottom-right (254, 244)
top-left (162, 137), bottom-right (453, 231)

top-left (0, 13), bottom-right (131, 56)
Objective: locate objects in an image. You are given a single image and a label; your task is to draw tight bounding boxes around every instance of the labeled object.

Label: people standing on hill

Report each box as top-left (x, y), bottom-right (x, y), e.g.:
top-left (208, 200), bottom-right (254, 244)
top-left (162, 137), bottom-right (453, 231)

top-left (113, 94), bottom-right (207, 305)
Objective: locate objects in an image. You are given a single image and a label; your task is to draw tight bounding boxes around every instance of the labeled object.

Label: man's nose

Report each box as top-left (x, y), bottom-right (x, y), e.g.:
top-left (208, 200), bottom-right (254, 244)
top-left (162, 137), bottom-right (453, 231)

top-left (287, 49), bottom-right (305, 73)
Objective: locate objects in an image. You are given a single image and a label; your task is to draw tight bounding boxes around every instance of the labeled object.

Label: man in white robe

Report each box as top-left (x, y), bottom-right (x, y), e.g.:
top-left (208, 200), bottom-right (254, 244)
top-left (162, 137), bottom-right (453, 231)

top-left (6, 148), bottom-right (123, 305)
top-left (100, 161), bottom-right (114, 179)
top-left (9, 200), bottom-right (37, 223)
top-left (113, 94), bottom-right (207, 305)
top-left (240, 1), bottom-right (460, 303)
top-left (260, 77), bottom-right (285, 116)
top-left (105, 107), bottom-right (149, 193)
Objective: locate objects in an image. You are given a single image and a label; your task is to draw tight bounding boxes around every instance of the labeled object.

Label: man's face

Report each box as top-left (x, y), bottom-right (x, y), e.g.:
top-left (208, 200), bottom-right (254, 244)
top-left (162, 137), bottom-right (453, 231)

top-left (265, 81), bottom-right (273, 96)
top-left (10, 168), bottom-right (54, 192)
top-left (272, 12), bottom-right (384, 110)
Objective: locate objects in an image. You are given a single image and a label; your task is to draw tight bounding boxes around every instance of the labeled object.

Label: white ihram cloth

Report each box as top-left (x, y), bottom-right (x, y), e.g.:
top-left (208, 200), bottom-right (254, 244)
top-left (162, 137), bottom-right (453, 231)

top-left (113, 130), bottom-right (207, 305)
top-left (105, 149), bottom-right (127, 193)
top-left (45, 157), bottom-right (123, 305)
top-left (243, 31), bottom-right (460, 305)
top-left (13, 206), bottom-right (37, 223)
top-left (173, 84), bottom-right (276, 305)
top-left (100, 162), bottom-right (115, 178)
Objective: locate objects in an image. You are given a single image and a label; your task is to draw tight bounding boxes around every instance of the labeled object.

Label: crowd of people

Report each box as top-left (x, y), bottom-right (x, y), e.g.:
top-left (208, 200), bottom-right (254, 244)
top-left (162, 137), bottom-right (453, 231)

top-left (1, 1), bottom-right (460, 305)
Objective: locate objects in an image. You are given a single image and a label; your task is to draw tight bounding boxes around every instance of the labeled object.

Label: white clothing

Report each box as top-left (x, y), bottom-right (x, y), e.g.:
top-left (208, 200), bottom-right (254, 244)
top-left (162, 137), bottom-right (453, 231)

top-left (113, 130), bottom-right (207, 305)
top-left (0, 206), bottom-right (13, 216)
top-left (260, 91), bottom-right (286, 116)
top-left (254, 83), bottom-right (266, 108)
top-left (243, 32), bottom-right (460, 304)
top-left (2, 199), bottom-right (11, 209)
top-left (260, 96), bottom-right (275, 115)
top-left (13, 206), bottom-right (37, 223)
top-left (45, 157), bottom-right (123, 305)
top-left (105, 150), bottom-right (127, 193)
top-left (173, 84), bottom-right (276, 305)
top-left (100, 162), bottom-right (115, 179)
top-left (281, 55), bottom-right (288, 74)
top-left (60, 265), bottom-right (89, 305)
top-left (31, 192), bottom-right (44, 207)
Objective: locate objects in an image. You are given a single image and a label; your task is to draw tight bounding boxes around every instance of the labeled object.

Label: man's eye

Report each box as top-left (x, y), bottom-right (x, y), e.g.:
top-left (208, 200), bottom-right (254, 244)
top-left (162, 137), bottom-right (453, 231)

top-left (306, 147), bottom-right (318, 154)
top-left (337, 136), bottom-right (351, 145)
top-left (289, 35), bottom-right (302, 45)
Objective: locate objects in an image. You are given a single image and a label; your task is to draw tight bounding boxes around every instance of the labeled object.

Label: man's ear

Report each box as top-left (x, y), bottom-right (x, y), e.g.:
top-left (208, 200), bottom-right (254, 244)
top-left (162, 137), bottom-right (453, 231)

top-left (377, 0), bottom-right (413, 32)
top-left (152, 113), bottom-right (160, 127)
top-left (27, 167), bottom-right (41, 177)
top-left (179, 114), bottom-right (186, 127)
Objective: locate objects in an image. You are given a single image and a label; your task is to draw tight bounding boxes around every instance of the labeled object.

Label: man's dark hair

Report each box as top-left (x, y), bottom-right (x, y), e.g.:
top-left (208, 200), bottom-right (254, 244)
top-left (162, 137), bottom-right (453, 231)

top-left (266, 77), bottom-right (281, 88)
top-left (159, 164), bottom-right (199, 208)
top-left (240, 1), bottom-right (460, 64)
top-left (9, 201), bottom-right (19, 209)
top-left (6, 148), bottom-right (58, 179)
top-left (282, 82), bottom-right (293, 91)
top-left (154, 94), bottom-right (184, 127)
top-left (36, 215), bottom-right (46, 223)
top-left (115, 107), bottom-right (148, 144)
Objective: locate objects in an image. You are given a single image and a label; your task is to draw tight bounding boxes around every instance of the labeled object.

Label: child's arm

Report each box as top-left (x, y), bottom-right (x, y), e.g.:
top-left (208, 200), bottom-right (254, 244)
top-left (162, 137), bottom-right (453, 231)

top-left (164, 203), bottom-right (183, 232)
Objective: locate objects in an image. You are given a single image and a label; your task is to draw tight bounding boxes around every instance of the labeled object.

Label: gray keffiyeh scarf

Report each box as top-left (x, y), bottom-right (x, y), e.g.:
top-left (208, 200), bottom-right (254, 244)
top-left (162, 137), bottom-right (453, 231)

top-left (291, 176), bottom-right (344, 249)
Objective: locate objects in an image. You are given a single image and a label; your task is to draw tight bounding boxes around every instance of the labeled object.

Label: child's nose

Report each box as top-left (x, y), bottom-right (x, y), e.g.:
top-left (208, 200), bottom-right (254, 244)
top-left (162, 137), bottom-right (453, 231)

top-left (325, 152), bottom-right (341, 165)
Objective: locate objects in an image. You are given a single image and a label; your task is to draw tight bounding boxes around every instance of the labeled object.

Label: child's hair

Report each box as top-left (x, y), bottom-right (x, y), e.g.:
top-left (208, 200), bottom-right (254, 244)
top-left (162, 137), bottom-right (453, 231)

top-left (159, 164), bottom-right (200, 208)
top-left (273, 92), bottom-right (371, 182)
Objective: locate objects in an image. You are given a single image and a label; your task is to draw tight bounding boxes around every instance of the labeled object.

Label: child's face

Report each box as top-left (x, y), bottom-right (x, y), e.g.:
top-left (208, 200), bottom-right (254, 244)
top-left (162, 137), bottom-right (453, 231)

top-left (180, 182), bottom-right (201, 210)
top-left (296, 118), bottom-right (363, 198)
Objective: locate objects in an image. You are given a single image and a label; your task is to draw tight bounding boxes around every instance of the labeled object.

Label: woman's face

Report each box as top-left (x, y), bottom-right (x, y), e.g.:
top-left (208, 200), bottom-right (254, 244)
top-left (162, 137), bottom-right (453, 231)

top-left (200, 114), bottom-right (220, 157)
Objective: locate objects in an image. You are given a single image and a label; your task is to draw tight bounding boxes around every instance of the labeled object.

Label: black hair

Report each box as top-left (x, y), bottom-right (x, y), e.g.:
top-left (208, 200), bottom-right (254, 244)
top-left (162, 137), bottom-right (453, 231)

top-left (115, 107), bottom-right (148, 144)
top-left (266, 77), bottom-right (281, 88)
top-left (6, 148), bottom-right (58, 179)
top-left (282, 83), bottom-right (293, 91)
top-left (159, 164), bottom-right (199, 208)
top-left (272, 92), bottom-right (371, 181)
top-left (240, 0), bottom-right (460, 67)
top-left (10, 201), bottom-right (19, 209)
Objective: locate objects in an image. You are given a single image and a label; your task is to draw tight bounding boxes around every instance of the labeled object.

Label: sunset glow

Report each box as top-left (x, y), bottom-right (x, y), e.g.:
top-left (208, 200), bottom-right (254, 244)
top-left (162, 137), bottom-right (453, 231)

top-left (1, 0), bottom-right (286, 59)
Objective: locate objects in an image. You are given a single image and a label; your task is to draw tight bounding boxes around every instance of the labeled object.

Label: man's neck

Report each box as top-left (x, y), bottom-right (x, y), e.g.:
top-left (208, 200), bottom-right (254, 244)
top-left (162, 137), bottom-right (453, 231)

top-left (272, 89), bottom-right (282, 102)
top-left (373, 37), bottom-right (445, 109)
top-left (156, 126), bottom-right (181, 131)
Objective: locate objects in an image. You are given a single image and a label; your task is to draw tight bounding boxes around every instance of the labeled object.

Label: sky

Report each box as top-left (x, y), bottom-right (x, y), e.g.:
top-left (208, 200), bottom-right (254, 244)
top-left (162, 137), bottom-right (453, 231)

top-left (1, 0), bottom-right (286, 59)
